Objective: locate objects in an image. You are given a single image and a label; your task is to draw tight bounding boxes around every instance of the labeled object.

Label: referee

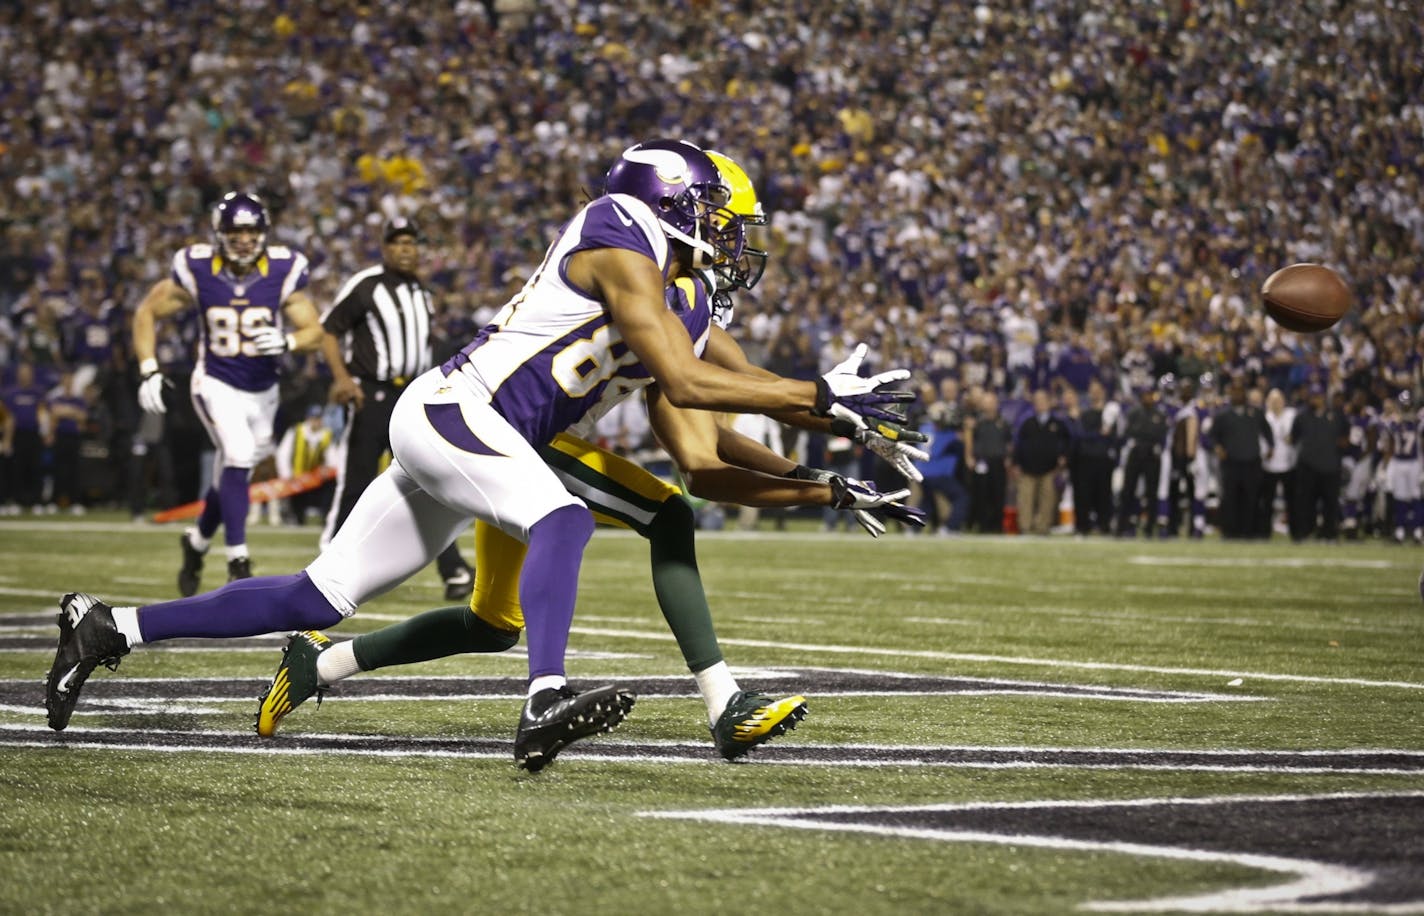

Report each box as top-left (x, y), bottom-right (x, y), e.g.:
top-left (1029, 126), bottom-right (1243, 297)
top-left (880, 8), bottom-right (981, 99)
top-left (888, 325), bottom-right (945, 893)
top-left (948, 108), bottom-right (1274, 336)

top-left (318, 217), bottom-right (473, 598)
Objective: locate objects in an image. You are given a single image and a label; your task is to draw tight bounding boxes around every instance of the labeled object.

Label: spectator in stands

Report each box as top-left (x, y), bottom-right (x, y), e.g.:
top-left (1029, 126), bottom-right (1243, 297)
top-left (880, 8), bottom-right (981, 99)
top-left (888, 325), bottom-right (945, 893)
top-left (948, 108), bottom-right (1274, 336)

top-left (4, 0), bottom-right (1423, 538)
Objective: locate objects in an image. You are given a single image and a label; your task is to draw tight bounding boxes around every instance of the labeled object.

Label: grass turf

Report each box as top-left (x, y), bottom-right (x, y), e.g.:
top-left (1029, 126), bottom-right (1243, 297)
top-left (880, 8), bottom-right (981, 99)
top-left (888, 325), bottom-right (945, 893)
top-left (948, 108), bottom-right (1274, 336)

top-left (0, 515), bottom-right (1420, 914)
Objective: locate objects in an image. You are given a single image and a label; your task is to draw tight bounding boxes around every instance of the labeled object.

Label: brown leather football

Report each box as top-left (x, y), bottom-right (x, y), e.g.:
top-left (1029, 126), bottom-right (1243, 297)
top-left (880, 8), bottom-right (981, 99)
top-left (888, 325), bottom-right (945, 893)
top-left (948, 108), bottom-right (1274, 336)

top-left (1261, 263), bottom-right (1352, 333)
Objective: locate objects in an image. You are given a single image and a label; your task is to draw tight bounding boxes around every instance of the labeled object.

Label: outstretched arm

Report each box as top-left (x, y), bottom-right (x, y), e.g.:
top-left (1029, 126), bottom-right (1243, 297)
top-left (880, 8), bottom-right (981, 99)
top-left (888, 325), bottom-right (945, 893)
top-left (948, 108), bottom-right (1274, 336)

top-left (646, 386), bottom-right (830, 507)
top-left (703, 324), bottom-right (928, 479)
top-left (584, 248), bottom-right (816, 414)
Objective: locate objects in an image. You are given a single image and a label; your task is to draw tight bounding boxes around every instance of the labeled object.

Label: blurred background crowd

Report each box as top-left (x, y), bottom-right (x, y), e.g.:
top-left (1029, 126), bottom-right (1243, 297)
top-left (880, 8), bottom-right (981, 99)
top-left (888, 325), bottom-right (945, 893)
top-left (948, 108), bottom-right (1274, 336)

top-left (1, 0), bottom-right (1421, 537)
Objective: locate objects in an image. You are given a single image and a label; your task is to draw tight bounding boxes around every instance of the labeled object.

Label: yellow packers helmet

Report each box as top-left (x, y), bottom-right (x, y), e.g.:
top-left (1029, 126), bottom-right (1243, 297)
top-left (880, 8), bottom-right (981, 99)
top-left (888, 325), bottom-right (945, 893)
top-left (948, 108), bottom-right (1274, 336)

top-left (705, 150), bottom-right (768, 293)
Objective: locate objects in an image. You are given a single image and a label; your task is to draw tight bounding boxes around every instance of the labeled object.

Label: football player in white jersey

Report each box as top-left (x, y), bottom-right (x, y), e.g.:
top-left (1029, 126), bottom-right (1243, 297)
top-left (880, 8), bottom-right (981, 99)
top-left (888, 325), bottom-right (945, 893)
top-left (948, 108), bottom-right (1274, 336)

top-left (132, 192), bottom-right (325, 591)
top-left (1155, 373), bottom-right (1215, 538)
top-left (1340, 388), bottom-right (1379, 537)
top-left (1379, 391), bottom-right (1423, 543)
top-left (253, 151), bottom-right (930, 760)
top-left (46, 140), bottom-right (919, 771)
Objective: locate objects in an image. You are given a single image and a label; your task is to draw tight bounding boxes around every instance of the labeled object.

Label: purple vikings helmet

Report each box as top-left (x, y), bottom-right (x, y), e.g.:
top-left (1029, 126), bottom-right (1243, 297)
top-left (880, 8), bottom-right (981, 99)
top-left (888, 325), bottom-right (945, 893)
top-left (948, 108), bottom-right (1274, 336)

top-left (603, 139), bottom-right (738, 270)
top-left (211, 191), bottom-right (270, 268)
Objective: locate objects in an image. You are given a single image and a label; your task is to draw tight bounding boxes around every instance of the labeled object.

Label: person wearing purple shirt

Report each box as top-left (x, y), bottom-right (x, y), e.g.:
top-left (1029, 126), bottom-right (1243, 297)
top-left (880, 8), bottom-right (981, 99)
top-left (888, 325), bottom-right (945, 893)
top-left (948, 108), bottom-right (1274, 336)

top-left (130, 192), bottom-right (325, 592)
top-left (62, 272), bottom-right (124, 388)
top-left (1380, 393), bottom-right (1423, 544)
top-left (1053, 333), bottom-right (1099, 393)
top-left (1340, 390), bottom-right (1379, 537)
top-left (1, 362), bottom-right (49, 512)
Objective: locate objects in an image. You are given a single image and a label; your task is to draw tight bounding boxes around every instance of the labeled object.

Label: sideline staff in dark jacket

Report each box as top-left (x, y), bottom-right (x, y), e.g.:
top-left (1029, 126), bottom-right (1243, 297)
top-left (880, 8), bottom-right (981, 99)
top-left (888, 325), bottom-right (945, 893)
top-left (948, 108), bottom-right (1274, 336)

top-left (1116, 383), bottom-right (1169, 536)
top-left (1211, 379), bottom-right (1273, 539)
top-left (966, 390), bottom-right (1012, 533)
top-left (1012, 389), bottom-right (1070, 535)
top-left (1290, 385), bottom-right (1348, 541)
top-left (1069, 380), bottom-right (1119, 536)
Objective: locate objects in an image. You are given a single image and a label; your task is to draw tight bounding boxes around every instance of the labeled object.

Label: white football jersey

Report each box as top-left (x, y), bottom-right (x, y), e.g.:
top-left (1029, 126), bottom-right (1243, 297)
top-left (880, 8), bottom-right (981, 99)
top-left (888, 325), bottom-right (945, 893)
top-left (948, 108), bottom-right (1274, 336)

top-left (440, 194), bottom-right (710, 447)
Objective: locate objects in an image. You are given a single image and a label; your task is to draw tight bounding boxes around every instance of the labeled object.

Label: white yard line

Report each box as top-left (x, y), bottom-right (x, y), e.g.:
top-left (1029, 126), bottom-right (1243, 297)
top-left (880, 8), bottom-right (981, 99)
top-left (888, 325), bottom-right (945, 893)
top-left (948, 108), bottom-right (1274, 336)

top-left (569, 625), bottom-right (1424, 691)
top-left (1128, 555), bottom-right (1398, 570)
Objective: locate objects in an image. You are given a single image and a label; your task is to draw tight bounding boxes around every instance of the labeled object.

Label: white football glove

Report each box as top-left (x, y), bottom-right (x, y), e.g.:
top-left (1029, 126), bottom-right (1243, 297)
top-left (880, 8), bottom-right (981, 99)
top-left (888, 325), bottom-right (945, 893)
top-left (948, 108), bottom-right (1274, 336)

top-left (828, 476), bottom-right (928, 538)
top-left (250, 326), bottom-right (293, 356)
top-left (828, 403), bottom-right (931, 482)
top-left (813, 343), bottom-right (914, 424)
top-left (786, 464), bottom-right (880, 535)
top-left (137, 370), bottom-right (168, 414)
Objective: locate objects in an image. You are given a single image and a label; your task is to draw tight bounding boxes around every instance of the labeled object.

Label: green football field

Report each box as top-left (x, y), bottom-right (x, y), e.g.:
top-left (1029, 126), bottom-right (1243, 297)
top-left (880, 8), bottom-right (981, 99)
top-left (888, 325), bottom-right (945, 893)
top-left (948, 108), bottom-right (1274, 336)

top-left (1, 516), bottom-right (1421, 915)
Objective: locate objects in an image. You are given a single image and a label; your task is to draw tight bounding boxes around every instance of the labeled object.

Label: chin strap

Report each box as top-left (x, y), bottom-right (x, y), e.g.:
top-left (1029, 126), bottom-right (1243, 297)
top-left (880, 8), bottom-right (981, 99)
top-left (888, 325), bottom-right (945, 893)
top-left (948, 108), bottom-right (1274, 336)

top-left (688, 220), bottom-right (714, 271)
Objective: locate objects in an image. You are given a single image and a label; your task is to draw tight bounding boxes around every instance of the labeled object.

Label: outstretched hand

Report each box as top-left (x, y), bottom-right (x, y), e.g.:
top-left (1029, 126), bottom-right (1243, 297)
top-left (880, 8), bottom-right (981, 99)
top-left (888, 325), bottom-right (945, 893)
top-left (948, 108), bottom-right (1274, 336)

top-left (813, 343), bottom-right (916, 424)
top-left (828, 404), bottom-right (931, 482)
top-left (828, 475), bottom-right (928, 538)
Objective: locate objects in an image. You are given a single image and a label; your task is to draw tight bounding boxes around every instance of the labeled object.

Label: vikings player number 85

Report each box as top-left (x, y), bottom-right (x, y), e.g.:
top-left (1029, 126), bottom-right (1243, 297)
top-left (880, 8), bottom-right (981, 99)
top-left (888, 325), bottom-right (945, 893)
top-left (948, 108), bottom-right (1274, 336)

top-left (206, 304), bottom-right (277, 357)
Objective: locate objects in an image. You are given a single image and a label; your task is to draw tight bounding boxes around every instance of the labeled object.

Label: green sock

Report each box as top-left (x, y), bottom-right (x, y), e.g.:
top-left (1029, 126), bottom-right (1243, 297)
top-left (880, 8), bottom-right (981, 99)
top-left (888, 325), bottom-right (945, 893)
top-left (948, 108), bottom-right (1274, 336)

top-left (351, 605), bottom-right (521, 672)
top-left (647, 497), bottom-right (723, 672)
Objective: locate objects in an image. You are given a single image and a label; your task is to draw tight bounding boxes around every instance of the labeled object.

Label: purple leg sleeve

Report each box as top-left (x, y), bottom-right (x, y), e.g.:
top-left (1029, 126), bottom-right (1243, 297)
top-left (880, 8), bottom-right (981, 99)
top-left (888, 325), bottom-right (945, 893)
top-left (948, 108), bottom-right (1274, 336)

top-left (219, 466), bottom-right (251, 547)
top-left (519, 504), bottom-right (595, 680)
top-left (137, 572), bottom-right (344, 643)
top-left (196, 487), bottom-right (222, 539)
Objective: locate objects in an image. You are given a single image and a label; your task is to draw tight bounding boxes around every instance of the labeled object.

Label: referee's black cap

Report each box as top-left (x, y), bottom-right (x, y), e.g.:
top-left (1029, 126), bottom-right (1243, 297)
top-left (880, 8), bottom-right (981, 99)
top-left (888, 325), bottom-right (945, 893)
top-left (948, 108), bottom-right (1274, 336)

top-left (383, 216), bottom-right (423, 242)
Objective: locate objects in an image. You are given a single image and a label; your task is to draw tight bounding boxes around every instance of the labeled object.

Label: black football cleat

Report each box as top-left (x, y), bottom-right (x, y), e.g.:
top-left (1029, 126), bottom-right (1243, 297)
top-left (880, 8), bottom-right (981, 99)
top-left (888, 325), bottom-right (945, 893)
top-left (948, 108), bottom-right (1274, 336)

top-left (177, 529), bottom-right (205, 597)
top-left (227, 556), bottom-right (253, 582)
top-left (514, 684), bottom-right (635, 772)
top-left (45, 593), bottom-right (130, 731)
top-left (443, 566), bottom-right (473, 601)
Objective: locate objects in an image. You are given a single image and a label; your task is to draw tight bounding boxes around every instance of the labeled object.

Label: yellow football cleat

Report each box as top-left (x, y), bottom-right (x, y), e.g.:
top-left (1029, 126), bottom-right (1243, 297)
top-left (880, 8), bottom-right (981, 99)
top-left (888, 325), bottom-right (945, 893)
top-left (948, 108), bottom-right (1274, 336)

top-left (255, 630), bottom-right (331, 737)
top-left (711, 691), bottom-right (808, 761)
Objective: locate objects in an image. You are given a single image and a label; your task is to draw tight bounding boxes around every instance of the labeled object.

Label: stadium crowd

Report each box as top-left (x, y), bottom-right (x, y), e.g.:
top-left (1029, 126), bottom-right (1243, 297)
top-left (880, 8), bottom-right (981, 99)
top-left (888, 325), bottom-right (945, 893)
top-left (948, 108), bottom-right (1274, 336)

top-left (1, 0), bottom-right (1421, 540)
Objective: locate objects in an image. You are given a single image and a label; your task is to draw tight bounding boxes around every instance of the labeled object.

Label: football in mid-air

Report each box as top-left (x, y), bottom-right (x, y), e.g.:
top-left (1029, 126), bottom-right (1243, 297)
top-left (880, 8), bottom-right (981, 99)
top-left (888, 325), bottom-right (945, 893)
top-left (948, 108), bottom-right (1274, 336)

top-left (1260, 263), bottom-right (1352, 333)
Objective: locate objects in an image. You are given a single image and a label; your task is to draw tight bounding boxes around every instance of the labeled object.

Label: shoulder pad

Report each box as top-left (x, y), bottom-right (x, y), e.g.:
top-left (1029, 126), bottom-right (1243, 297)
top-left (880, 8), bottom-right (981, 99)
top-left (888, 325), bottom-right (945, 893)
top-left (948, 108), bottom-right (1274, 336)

top-left (187, 243), bottom-right (215, 259)
top-left (265, 246), bottom-right (293, 260)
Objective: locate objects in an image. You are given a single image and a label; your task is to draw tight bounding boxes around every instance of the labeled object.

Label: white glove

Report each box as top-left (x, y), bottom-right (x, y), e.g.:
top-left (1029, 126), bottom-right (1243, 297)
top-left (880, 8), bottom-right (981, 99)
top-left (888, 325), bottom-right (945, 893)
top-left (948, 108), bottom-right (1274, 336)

top-left (250, 326), bottom-right (293, 356)
top-left (786, 464), bottom-right (881, 536)
top-left (813, 343), bottom-right (914, 423)
top-left (138, 368), bottom-right (167, 414)
top-left (828, 476), bottom-right (928, 538)
top-left (829, 403), bottom-right (931, 482)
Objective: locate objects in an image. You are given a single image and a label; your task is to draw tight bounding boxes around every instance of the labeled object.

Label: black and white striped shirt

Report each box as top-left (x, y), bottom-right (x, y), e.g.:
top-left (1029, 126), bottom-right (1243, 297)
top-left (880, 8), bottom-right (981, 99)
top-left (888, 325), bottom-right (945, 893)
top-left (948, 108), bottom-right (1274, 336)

top-left (321, 265), bottom-right (434, 383)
